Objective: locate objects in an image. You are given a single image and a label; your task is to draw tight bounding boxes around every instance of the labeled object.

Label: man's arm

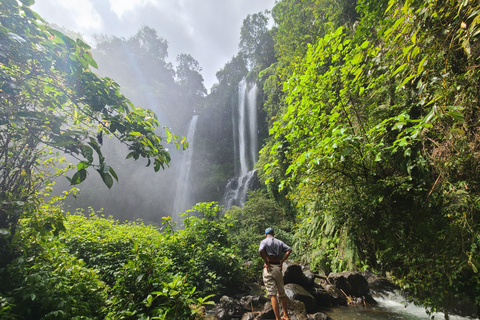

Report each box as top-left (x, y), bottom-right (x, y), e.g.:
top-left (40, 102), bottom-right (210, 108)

top-left (260, 250), bottom-right (272, 271)
top-left (280, 249), bottom-right (292, 266)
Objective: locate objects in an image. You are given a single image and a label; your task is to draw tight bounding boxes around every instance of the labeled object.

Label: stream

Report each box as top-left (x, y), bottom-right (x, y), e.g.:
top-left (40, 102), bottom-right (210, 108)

top-left (324, 291), bottom-right (477, 320)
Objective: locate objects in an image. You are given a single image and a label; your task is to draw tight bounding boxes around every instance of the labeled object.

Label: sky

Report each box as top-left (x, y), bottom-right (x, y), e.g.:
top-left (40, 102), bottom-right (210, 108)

top-left (32, 0), bottom-right (277, 90)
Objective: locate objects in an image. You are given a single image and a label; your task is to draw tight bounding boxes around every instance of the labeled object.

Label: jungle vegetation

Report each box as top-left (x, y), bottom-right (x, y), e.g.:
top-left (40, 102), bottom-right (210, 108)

top-left (1, 0), bottom-right (480, 319)
top-left (258, 0), bottom-right (480, 316)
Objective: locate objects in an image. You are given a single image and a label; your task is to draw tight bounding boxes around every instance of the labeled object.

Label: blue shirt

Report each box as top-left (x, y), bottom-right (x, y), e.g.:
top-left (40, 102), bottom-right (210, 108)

top-left (259, 236), bottom-right (291, 257)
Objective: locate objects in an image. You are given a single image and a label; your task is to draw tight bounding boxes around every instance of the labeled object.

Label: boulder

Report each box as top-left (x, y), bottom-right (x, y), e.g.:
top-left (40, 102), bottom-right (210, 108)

top-left (360, 271), bottom-right (398, 293)
top-left (284, 283), bottom-right (317, 314)
top-left (452, 299), bottom-right (478, 318)
top-left (215, 295), bottom-right (244, 320)
top-left (256, 297), bottom-right (308, 320)
top-left (321, 284), bottom-right (348, 306)
top-left (239, 295), bottom-right (268, 311)
top-left (303, 269), bottom-right (316, 288)
top-left (328, 271), bottom-right (369, 297)
top-left (283, 261), bottom-right (312, 289)
top-left (327, 272), bottom-right (376, 304)
top-left (284, 298), bottom-right (309, 320)
top-left (256, 301), bottom-right (276, 320)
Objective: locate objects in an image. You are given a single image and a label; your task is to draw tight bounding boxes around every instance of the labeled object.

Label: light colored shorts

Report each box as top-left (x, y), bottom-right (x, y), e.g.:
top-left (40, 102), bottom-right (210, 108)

top-left (263, 264), bottom-right (286, 297)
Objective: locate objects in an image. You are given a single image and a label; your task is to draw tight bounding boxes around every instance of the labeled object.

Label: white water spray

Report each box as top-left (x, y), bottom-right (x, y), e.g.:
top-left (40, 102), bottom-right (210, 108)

top-left (327, 290), bottom-right (477, 320)
top-left (173, 115), bottom-right (199, 221)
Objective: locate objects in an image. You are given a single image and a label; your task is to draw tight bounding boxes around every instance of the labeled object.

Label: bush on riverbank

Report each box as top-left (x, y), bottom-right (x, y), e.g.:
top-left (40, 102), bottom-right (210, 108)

top-left (0, 203), bottom-right (244, 319)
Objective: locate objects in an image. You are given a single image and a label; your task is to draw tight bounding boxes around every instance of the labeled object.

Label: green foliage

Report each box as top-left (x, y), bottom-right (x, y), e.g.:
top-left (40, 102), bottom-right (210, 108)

top-left (60, 211), bottom-right (160, 286)
top-left (147, 275), bottom-right (214, 320)
top-left (239, 11), bottom-right (276, 74)
top-left (2, 204), bottom-right (241, 320)
top-left (225, 191), bottom-right (294, 278)
top-left (162, 202), bottom-right (245, 295)
top-left (6, 241), bottom-right (107, 320)
top-left (106, 245), bottom-right (172, 319)
top-left (0, 294), bottom-right (15, 320)
top-left (260, 0), bottom-right (480, 314)
top-left (0, 0), bottom-right (182, 267)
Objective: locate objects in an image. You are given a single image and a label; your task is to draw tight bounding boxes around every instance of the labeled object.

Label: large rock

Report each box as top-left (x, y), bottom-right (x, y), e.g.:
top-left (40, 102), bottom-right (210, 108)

top-left (214, 295), bottom-right (244, 320)
top-left (328, 271), bottom-right (369, 297)
top-left (311, 285), bottom-right (346, 307)
top-left (239, 295), bottom-right (268, 311)
top-left (303, 269), bottom-right (316, 288)
top-left (327, 272), bottom-right (376, 304)
top-left (283, 261), bottom-right (313, 289)
top-left (284, 283), bottom-right (317, 314)
top-left (452, 299), bottom-right (479, 318)
top-left (360, 271), bottom-right (398, 293)
top-left (256, 297), bottom-right (308, 320)
top-left (284, 298), bottom-right (308, 320)
top-left (319, 284), bottom-right (348, 306)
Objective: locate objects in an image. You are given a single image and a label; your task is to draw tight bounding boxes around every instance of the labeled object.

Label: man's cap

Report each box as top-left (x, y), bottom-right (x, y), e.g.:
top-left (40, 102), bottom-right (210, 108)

top-left (265, 227), bottom-right (274, 235)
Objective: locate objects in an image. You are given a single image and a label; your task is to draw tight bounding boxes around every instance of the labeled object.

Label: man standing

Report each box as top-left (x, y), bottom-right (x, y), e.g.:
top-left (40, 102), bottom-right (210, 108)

top-left (259, 227), bottom-right (292, 320)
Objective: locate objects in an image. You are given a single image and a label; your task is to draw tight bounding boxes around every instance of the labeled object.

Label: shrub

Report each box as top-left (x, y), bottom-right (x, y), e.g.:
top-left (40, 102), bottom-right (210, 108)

top-left (6, 244), bottom-right (107, 320)
top-left (162, 202), bottom-right (246, 296)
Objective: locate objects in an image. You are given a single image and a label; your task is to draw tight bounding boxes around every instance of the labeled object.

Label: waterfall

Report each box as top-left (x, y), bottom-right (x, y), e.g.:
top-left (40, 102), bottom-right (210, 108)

top-left (238, 80), bottom-right (248, 178)
top-left (223, 79), bottom-right (259, 209)
top-left (247, 82), bottom-right (258, 166)
top-left (173, 115), bottom-right (199, 221)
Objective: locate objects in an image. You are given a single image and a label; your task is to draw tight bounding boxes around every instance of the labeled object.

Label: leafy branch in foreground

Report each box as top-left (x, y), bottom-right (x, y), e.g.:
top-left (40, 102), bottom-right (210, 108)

top-left (0, 0), bottom-right (182, 265)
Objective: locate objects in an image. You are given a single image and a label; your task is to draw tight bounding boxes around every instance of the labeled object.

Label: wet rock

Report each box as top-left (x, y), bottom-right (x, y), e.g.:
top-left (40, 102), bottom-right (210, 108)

top-left (283, 261), bottom-right (312, 289)
top-left (285, 298), bottom-right (308, 320)
top-left (255, 301), bottom-right (276, 319)
top-left (360, 271), bottom-right (398, 293)
top-left (328, 272), bottom-right (369, 297)
top-left (241, 312), bottom-right (256, 320)
top-left (239, 295), bottom-right (268, 311)
top-left (312, 286), bottom-right (338, 308)
top-left (303, 269), bottom-right (316, 288)
top-left (322, 284), bottom-right (348, 306)
top-left (215, 295), bottom-right (244, 320)
top-left (327, 272), bottom-right (376, 304)
top-left (255, 297), bottom-right (308, 320)
top-left (284, 283), bottom-right (317, 314)
top-left (307, 312), bottom-right (331, 320)
top-left (451, 299), bottom-right (478, 318)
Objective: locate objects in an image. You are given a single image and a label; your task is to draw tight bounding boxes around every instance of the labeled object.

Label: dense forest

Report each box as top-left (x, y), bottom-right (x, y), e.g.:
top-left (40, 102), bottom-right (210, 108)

top-left (1, 0), bottom-right (480, 319)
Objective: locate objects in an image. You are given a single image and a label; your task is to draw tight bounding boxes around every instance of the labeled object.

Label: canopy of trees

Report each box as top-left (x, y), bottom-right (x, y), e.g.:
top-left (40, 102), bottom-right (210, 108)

top-left (1, 0), bottom-right (480, 318)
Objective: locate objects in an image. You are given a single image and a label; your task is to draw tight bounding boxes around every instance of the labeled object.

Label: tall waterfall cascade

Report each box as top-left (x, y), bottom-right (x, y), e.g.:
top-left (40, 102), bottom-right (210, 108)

top-left (173, 115), bottom-right (199, 221)
top-left (223, 79), bottom-right (259, 209)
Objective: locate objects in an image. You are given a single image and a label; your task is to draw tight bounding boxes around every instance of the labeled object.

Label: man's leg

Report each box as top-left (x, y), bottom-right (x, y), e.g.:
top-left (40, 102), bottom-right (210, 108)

top-left (270, 295), bottom-right (281, 320)
top-left (280, 295), bottom-right (290, 320)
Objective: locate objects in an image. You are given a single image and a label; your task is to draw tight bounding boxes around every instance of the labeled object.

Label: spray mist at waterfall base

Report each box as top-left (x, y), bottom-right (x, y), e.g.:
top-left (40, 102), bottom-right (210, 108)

top-left (325, 291), bottom-right (475, 320)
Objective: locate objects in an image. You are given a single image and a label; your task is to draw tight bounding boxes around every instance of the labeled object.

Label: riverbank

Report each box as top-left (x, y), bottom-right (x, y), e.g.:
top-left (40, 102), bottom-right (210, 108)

top-left (208, 262), bottom-right (479, 320)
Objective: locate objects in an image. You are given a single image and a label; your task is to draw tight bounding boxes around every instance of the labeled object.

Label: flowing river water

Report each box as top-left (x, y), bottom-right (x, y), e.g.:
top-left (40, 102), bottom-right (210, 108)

top-left (324, 291), bottom-right (476, 320)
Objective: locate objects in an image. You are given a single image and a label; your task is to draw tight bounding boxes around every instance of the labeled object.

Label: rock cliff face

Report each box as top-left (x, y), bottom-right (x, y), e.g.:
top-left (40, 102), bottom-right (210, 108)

top-left (208, 262), bottom-right (395, 320)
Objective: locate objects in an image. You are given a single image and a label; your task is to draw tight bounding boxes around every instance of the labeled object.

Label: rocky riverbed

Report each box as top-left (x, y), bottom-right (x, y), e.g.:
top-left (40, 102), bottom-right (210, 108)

top-left (206, 261), bottom-right (398, 320)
